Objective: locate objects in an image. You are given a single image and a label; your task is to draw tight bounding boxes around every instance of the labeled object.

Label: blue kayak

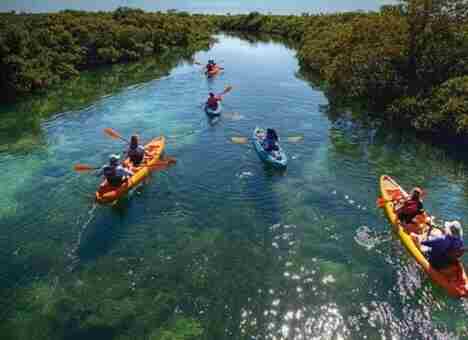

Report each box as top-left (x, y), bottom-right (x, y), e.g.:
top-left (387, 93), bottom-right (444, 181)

top-left (253, 127), bottom-right (287, 168)
top-left (204, 103), bottom-right (222, 116)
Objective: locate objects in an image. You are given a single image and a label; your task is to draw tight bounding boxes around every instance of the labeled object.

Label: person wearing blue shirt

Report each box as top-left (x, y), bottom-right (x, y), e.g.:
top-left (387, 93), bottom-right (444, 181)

top-left (97, 154), bottom-right (134, 187)
top-left (414, 221), bottom-right (465, 270)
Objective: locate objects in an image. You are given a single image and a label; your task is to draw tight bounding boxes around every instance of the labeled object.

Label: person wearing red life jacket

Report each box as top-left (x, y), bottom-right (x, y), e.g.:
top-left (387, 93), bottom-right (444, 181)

top-left (396, 187), bottom-right (425, 227)
top-left (206, 92), bottom-right (221, 111)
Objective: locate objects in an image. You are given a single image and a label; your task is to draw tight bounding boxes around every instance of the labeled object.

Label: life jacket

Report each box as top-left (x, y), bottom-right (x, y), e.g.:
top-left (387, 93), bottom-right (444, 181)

top-left (103, 165), bottom-right (123, 187)
top-left (128, 145), bottom-right (144, 165)
top-left (207, 96), bottom-right (219, 109)
top-left (398, 199), bottom-right (421, 217)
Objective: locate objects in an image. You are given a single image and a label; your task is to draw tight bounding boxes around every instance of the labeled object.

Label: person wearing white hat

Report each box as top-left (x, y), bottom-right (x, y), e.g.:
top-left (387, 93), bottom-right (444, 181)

top-left (414, 220), bottom-right (465, 270)
top-left (97, 154), bottom-right (134, 187)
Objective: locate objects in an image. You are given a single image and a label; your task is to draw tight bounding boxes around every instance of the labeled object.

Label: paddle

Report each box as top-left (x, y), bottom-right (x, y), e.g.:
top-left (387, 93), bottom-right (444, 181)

top-left (220, 85), bottom-right (232, 96)
top-left (104, 128), bottom-right (130, 144)
top-left (74, 157), bottom-right (176, 173)
top-left (230, 135), bottom-right (304, 145)
top-left (74, 164), bottom-right (100, 172)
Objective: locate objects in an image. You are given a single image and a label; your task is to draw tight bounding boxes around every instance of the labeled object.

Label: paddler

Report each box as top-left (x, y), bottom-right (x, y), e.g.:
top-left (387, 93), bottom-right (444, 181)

top-left (263, 128), bottom-right (279, 152)
top-left (97, 154), bottom-right (134, 187)
top-left (206, 92), bottom-right (221, 111)
top-left (412, 220), bottom-right (465, 270)
top-left (126, 135), bottom-right (145, 167)
top-left (396, 187), bottom-right (425, 232)
top-left (206, 59), bottom-right (216, 73)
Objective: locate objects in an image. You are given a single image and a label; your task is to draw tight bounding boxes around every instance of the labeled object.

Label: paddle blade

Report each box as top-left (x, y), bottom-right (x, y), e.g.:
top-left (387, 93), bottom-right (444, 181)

top-left (150, 157), bottom-right (177, 171)
top-left (376, 197), bottom-right (386, 208)
top-left (104, 128), bottom-right (122, 140)
top-left (287, 136), bottom-right (304, 143)
top-left (74, 164), bottom-right (97, 172)
top-left (222, 85), bottom-right (233, 95)
top-left (231, 136), bottom-right (249, 144)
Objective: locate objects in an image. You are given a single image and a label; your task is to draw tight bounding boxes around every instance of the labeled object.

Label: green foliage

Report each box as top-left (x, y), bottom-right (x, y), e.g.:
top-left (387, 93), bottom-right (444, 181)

top-left (222, 7), bottom-right (468, 137)
top-left (0, 9), bottom-right (215, 101)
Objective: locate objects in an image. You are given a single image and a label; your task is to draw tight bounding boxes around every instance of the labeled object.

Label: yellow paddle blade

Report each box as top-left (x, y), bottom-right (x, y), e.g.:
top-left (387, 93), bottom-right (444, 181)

top-left (231, 136), bottom-right (249, 144)
top-left (150, 157), bottom-right (177, 171)
top-left (74, 164), bottom-right (97, 172)
top-left (104, 128), bottom-right (122, 140)
top-left (287, 136), bottom-right (304, 143)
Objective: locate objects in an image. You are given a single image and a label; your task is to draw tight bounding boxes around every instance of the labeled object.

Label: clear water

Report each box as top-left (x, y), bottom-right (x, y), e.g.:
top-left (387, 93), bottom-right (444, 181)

top-left (1, 0), bottom-right (395, 14)
top-left (2, 34), bottom-right (468, 339)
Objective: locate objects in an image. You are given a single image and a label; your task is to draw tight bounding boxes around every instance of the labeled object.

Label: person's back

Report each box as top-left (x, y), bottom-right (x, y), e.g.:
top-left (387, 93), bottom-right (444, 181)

top-left (206, 93), bottom-right (220, 110)
top-left (422, 221), bottom-right (464, 269)
top-left (100, 155), bottom-right (134, 187)
top-left (264, 129), bottom-right (279, 152)
top-left (397, 188), bottom-right (424, 224)
top-left (127, 135), bottom-right (145, 166)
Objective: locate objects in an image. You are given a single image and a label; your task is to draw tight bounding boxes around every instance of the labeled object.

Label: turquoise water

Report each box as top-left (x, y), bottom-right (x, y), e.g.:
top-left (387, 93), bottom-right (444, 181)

top-left (1, 0), bottom-right (394, 14)
top-left (2, 34), bottom-right (468, 339)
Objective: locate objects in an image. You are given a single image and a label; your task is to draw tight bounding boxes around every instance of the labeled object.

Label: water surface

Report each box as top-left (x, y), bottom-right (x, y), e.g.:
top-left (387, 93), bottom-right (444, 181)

top-left (1, 34), bottom-right (468, 339)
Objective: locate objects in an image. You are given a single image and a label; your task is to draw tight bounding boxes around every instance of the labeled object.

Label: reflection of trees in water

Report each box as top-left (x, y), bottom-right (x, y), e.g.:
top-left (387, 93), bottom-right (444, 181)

top-left (223, 30), bottom-right (300, 50)
top-left (0, 49), bottom-right (202, 153)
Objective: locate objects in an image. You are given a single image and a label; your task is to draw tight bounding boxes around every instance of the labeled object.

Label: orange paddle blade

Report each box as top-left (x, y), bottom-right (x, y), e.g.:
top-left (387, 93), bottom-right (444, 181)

top-left (376, 197), bottom-right (386, 208)
top-left (150, 157), bottom-right (177, 171)
top-left (104, 128), bottom-right (122, 140)
top-left (74, 164), bottom-right (97, 172)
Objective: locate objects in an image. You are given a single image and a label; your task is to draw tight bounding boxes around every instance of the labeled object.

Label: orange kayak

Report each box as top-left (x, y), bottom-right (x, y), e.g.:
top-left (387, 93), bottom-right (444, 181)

top-left (96, 136), bottom-right (166, 204)
top-left (379, 175), bottom-right (468, 297)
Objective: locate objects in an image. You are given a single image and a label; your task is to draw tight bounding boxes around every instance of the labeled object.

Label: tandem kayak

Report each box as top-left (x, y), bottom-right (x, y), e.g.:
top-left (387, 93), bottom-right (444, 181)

top-left (379, 175), bottom-right (468, 297)
top-left (96, 136), bottom-right (166, 204)
top-left (253, 127), bottom-right (287, 168)
top-left (204, 103), bottom-right (222, 116)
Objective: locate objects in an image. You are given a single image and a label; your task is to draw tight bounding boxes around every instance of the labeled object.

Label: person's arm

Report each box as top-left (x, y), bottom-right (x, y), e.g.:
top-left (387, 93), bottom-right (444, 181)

top-left (95, 166), bottom-right (105, 177)
top-left (421, 235), bottom-right (445, 248)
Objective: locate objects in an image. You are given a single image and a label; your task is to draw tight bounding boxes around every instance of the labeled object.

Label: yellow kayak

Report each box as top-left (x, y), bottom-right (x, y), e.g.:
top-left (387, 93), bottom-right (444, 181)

top-left (379, 175), bottom-right (468, 298)
top-left (96, 136), bottom-right (166, 204)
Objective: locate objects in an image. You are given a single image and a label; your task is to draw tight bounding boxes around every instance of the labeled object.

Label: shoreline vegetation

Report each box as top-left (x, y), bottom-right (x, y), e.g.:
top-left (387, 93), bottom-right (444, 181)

top-left (2, 4), bottom-right (468, 138)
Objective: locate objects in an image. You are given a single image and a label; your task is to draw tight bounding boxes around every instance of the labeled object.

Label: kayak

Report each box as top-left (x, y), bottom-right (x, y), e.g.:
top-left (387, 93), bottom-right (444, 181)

top-left (379, 175), bottom-right (468, 297)
top-left (253, 127), bottom-right (287, 168)
top-left (206, 66), bottom-right (221, 78)
top-left (205, 103), bottom-right (222, 116)
top-left (96, 136), bottom-right (166, 204)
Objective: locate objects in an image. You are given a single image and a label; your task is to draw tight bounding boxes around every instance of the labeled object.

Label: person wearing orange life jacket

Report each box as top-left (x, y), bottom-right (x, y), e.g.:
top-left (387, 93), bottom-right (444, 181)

top-left (126, 135), bottom-right (145, 167)
top-left (396, 187), bottom-right (425, 227)
top-left (206, 92), bottom-right (221, 111)
top-left (97, 154), bottom-right (134, 187)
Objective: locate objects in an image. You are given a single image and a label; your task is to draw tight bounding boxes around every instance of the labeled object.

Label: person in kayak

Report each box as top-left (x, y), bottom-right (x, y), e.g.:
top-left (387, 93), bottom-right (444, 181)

top-left (97, 154), bottom-right (134, 187)
top-left (206, 59), bottom-right (217, 73)
top-left (206, 92), bottom-right (221, 111)
top-left (396, 187), bottom-right (425, 232)
top-left (263, 128), bottom-right (279, 152)
top-left (127, 135), bottom-right (145, 167)
top-left (413, 221), bottom-right (465, 270)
